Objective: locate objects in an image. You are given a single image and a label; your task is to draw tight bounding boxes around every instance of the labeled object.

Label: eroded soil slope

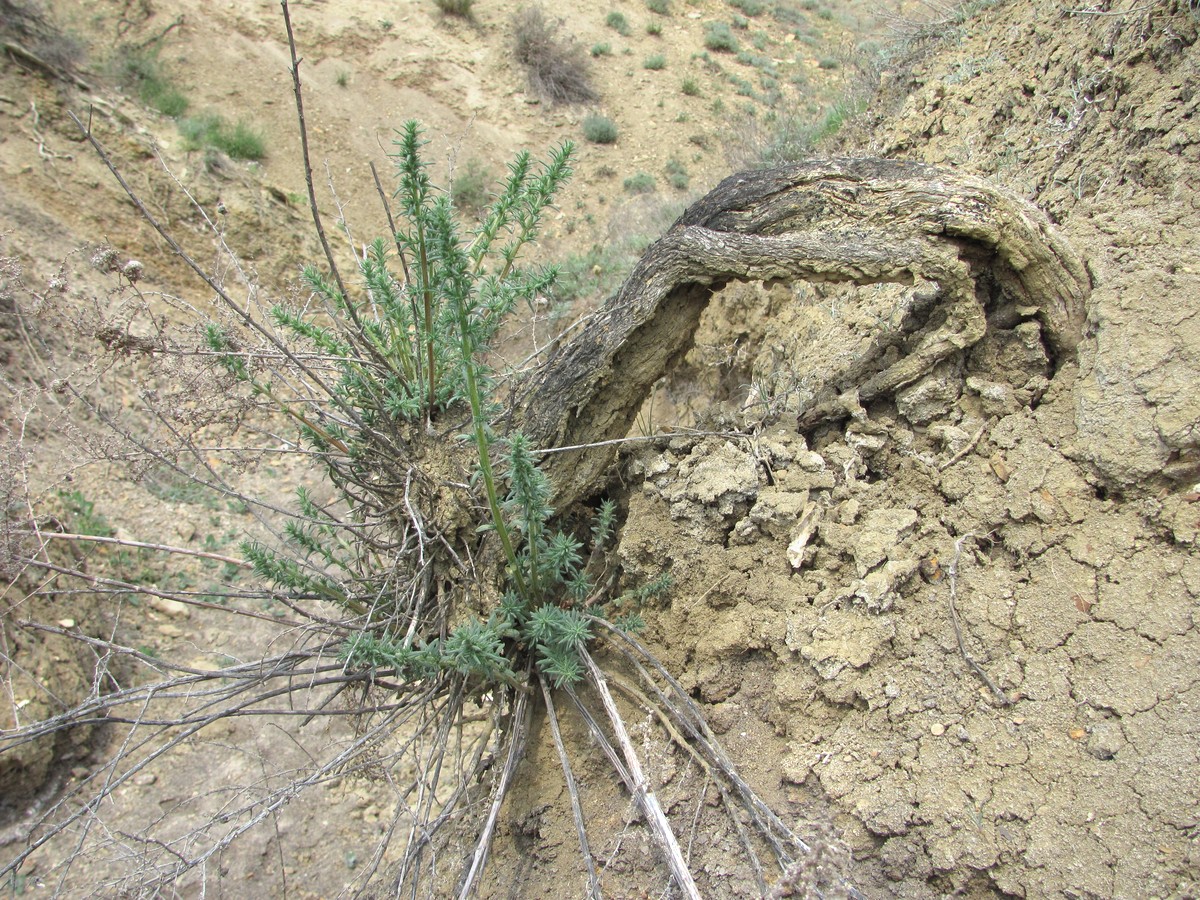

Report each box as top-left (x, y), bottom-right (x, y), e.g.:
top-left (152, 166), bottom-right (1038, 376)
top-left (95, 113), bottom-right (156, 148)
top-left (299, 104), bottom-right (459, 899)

top-left (602, 2), bottom-right (1198, 897)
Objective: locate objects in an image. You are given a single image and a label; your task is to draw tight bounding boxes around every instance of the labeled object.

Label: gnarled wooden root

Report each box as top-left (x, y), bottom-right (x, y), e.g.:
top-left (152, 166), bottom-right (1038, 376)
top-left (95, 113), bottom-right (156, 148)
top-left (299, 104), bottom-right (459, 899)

top-left (520, 158), bottom-right (1091, 509)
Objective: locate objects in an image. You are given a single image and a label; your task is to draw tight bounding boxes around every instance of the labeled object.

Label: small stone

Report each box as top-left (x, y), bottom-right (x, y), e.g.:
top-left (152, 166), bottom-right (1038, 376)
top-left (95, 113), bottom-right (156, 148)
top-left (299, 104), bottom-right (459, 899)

top-left (133, 773), bottom-right (158, 786)
top-left (149, 597), bottom-right (190, 618)
top-left (929, 722), bottom-right (946, 736)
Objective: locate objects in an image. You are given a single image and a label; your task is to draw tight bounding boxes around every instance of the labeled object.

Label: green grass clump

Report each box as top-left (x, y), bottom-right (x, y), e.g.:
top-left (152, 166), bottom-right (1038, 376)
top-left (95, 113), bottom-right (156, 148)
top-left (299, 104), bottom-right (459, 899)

top-left (623, 172), bottom-right (656, 194)
top-left (703, 21), bottom-right (738, 52)
top-left (591, 41), bottom-right (612, 56)
top-left (646, 20), bottom-right (663, 35)
top-left (646, 0), bottom-right (671, 13)
top-left (118, 48), bottom-right (188, 117)
top-left (605, 11), bottom-right (631, 34)
top-left (729, 0), bottom-right (766, 15)
top-left (179, 114), bottom-right (266, 160)
top-left (665, 158), bottom-right (689, 190)
top-left (681, 77), bottom-right (701, 95)
top-left (451, 158), bottom-right (492, 215)
top-left (434, 0), bottom-right (474, 16)
top-left (582, 114), bottom-right (619, 144)
top-left (643, 53), bottom-right (666, 70)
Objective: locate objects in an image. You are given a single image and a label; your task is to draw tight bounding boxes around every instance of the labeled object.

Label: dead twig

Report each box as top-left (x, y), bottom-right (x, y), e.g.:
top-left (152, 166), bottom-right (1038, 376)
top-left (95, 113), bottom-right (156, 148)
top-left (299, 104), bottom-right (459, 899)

top-left (581, 647), bottom-right (701, 900)
top-left (945, 533), bottom-right (1013, 706)
top-left (541, 677), bottom-right (603, 900)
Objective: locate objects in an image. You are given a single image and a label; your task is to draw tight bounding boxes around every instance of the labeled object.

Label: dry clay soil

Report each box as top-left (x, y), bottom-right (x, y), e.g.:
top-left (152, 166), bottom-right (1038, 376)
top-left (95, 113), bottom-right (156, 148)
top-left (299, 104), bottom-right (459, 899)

top-left (2, 0), bottom-right (1200, 898)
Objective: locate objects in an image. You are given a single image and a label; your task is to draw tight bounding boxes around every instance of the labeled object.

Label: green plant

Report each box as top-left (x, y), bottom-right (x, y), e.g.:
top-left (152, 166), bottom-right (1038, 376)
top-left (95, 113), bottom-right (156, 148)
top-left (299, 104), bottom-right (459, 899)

top-left (704, 20), bottom-right (738, 52)
top-left (681, 76), bottom-right (701, 95)
top-left (56, 489), bottom-right (113, 538)
top-left (434, 0), bottom-right (474, 16)
top-left (605, 10), bottom-right (631, 35)
top-left (513, 6), bottom-right (598, 104)
top-left (179, 114), bottom-right (266, 160)
top-left (643, 53), bottom-right (666, 70)
top-left (665, 157), bottom-right (689, 190)
top-left (117, 47), bottom-right (188, 117)
top-left (646, 0), bottom-right (671, 13)
top-left (590, 41), bottom-right (612, 56)
top-left (729, 0), bottom-right (766, 13)
top-left (335, 68), bottom-right (349, 87)
top-left (818, 55), bottom-right (840, 69)
top-left (646, 20), bottom-right (663, 35)
top-left (12, 7), bottom-right (862, 893)
top-left (582, 114), bottom-right (619, 144)
top-left (451, 157), bottom-right (492, 215)
top-left (623, 171), bottom-right (656, 193)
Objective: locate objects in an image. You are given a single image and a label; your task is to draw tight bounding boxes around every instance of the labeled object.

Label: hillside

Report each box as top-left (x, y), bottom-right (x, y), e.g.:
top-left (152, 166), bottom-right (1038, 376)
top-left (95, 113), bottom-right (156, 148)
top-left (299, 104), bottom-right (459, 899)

top-left (2, 0), bottom-right (1199, 898)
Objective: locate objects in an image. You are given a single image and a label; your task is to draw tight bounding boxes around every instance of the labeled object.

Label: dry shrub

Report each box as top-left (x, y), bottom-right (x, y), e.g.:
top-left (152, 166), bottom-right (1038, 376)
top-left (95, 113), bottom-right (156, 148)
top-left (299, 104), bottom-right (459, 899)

top-left (512, 6), bottom-right (598, 105)
top-left (0, 0), bottom-right (85, 78)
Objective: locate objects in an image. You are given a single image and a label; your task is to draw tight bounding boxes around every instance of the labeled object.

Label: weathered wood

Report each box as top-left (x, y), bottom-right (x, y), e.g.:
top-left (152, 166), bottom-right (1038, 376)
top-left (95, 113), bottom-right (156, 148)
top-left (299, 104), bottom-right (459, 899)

top-left (520, 158), bottom-right (1090, 509)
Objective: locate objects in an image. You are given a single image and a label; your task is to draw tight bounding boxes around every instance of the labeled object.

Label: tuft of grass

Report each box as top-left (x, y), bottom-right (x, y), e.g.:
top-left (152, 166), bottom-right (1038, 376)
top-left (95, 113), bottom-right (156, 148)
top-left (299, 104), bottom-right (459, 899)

top-left (451, 158), bottom-right (492, 215)
top-left (335, 69), bottom-right (350, 87)
top-left (605, 10), bottom-right (631, 35)
top-left (665, 158), bottom-right (689, 190)
top-left (643, 53), bottom-right (666, 70)
top-left (681, 76), bottom-right (701, 95)
top-left (434, 0), bottom-right (474, 16)
top-left (818, 55), bottom-right (840, 69)
top-left (590, 41), bottom-right (612, 56)
top-left (582, 114), bottom-right (619, 144)
top-left (117, 48), bottom-right (189, 118)
top-left (729, 0), bottom-right (767, 14)
top-left (646, 20), bottom-right (663, 35)
top-left (623, 172), bottom-right (656, 194)
top-left (646, 0), bottom-right (671, 13)
top-left (703, 21), bottom-right (738, 52)
top-left (513, 6), bottom-right (598, 105)
top-left (179, 114), bottom-right (266, 160)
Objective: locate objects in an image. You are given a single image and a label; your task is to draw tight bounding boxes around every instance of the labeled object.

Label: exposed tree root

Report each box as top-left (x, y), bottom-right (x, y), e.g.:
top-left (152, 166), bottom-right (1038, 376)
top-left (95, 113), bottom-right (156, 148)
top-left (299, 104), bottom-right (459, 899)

top-left (520, 159), bottom-right (1091, 508)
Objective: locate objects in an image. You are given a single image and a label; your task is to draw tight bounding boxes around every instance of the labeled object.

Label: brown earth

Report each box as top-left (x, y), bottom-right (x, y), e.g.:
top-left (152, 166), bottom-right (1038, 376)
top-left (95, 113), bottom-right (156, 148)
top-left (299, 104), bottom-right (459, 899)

top-left (2, 0), bottom-right (1199, 898)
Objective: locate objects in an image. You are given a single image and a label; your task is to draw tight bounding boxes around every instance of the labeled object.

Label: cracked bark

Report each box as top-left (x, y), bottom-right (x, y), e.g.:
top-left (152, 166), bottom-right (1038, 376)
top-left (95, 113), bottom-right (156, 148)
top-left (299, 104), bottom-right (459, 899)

top-left (517, 158), bottom-right (1091, 509)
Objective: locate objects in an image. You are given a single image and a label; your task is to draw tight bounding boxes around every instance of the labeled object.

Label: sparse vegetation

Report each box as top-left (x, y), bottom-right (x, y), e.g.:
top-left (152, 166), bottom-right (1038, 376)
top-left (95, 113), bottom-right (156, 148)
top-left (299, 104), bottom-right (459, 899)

top-left (179, 114), bottom-right (266, 160)
top-left (451, 156), bottom-right (492, 215)
top-left (729, 0), bottom-right (766, 15)
top-left (643, 53), bottom-right (667, 70)
top-left (117, 47), bottom-right (189, 117)
top-left (0, 0), bottom-right (85, 79)
top-left (582, 114), bottom-right (619, 144)
top-left (646, 0), bottom-right (671, 13)
top-left (704, 20), bottom-right (738, 52)
top-left (647, 20), bottom-right (663, 36)
top-left (665, 157), bottom-right (689, 190)
top-left (624, 171), bottom-right (656, 193)
top-left (434, 0), bottom-right (474, 17)
top-left (513, 6), bottom-right (598, 104)
top-left (681, 76), bottom-right (701, 95)
top-left (591, 41), bottom-right (612, 56)
top-left (605, 10), bottom-right (631, 35)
